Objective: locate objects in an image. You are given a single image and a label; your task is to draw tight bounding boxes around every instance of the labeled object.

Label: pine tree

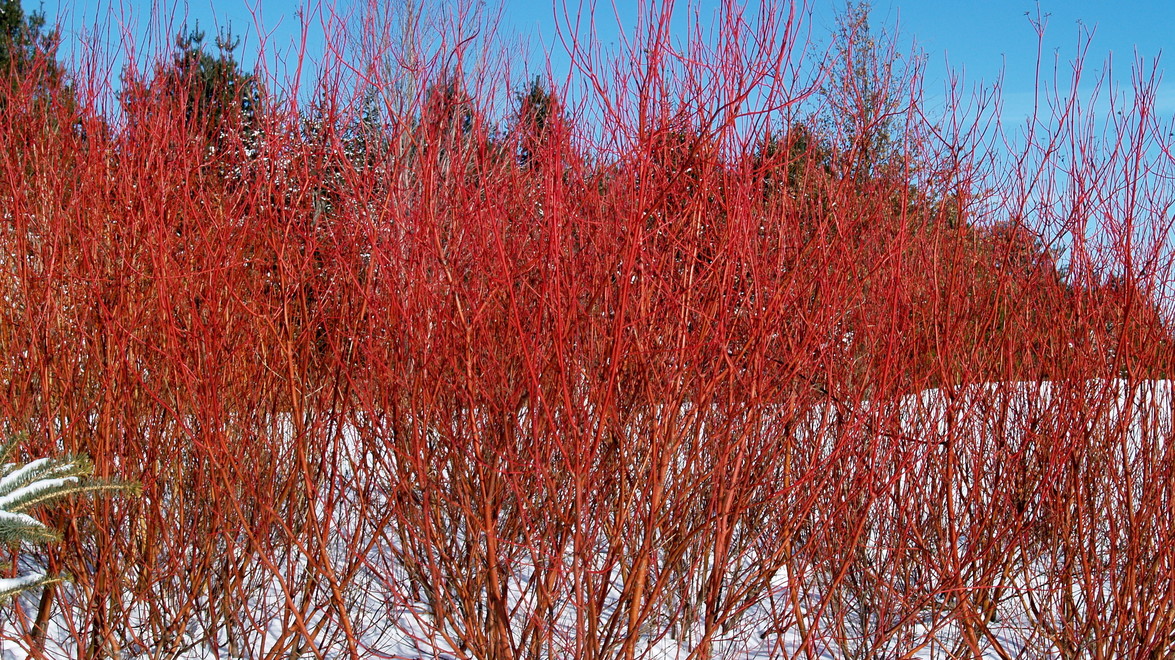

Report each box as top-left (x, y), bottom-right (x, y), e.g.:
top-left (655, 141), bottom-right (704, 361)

top-left (515, 76), bottom-right (558, 169)
top-left (0, 0), bottom-right (74, 128)
top-left (120, 23), bottom-right (263, 157)
top-left (0, 0), bottom-right (63, 92)
top-left (0, 435), bottom-right (138, 602)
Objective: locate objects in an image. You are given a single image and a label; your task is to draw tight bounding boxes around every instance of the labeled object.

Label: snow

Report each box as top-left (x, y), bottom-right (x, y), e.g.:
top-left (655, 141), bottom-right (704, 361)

top-left (0, 379), bottom-right (1169, 658)
top-left (0, 512), bottom-right (45, 531)
top-left (0, 477), bottom-right (80, 512)
top-left (0, 575), bottom-right (45, 597)
top-left (0, 460), bottom-right (53, 494)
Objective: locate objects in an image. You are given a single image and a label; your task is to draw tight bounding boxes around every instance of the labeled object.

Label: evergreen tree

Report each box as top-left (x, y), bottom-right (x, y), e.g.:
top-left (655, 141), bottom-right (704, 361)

top-left (515, 76), bottom-right (558, 169)
top-left (0, 0), bottom-right (59, 85)
top-left (0, 435), bottom-right (138, 602)
top-left (121, 23), bottom-right (263, 156)
top-left (0, 0), bottom-right (71, 119)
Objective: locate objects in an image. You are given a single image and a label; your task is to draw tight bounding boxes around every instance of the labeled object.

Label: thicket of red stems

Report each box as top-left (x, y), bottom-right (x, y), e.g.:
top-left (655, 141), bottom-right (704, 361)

top-left (0, 1), bottom-right (1173, 657)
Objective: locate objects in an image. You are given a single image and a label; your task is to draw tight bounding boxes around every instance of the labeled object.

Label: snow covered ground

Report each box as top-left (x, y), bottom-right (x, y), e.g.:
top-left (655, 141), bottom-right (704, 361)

top-left (0, 379), bottom-right (1170, 658)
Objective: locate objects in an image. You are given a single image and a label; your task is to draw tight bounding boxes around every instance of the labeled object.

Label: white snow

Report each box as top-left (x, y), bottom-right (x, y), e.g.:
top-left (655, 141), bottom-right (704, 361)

top-left (0, 511), bottom-right (45, 531)
top-left (0, 460), bottom-right (53, 494)
top-left (0, 477), bottom-right (80, 513)
top-left (0, 574), bottom-right (45, 596)
top-left (0, 379), bottom-right (1169, 658)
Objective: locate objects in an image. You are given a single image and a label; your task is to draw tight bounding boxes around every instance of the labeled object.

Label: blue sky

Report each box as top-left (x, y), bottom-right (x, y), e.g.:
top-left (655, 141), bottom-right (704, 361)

top-left (29, 0), bottom-right (1175, 125)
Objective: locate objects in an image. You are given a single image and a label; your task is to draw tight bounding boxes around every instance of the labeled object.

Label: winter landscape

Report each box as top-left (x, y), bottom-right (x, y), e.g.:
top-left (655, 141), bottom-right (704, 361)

top-left (0, 0), bottom-right (1174, 657)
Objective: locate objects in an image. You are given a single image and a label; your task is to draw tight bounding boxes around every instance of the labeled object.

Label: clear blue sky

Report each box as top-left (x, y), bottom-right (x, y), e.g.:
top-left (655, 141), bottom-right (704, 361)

top-left (29, 0), bottom-right (1175, 124)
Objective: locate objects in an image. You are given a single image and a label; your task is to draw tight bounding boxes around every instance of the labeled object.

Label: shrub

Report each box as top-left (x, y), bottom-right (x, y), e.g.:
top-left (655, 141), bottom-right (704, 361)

top-left (0, 0), bottom-right (1172, 656)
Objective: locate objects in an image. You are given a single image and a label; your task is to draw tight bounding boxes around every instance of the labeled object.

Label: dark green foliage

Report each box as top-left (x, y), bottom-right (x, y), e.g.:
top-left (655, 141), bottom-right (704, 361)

top-left (0, 0), bottom-right (67, 112)
top-left (0, 0), bottom-right (55, 77)
top-left (751, 123), bottom-right (832, 200)
top-left (122, 23), bottom-right (263, 153)
top-left (516, 76), bottom-right (557, 168)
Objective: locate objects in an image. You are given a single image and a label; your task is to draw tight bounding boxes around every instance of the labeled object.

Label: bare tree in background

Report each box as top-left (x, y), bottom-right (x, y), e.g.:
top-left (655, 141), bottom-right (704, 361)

top-left (820, 1), bottom-right (915, 184)
top-left (351, 0), bottom-right (426, 126)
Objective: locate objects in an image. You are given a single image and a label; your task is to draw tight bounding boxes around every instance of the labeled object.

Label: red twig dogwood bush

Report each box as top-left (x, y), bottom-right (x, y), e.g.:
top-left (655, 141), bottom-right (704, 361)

top-left (0, 0), bottom-right (1172, 657)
